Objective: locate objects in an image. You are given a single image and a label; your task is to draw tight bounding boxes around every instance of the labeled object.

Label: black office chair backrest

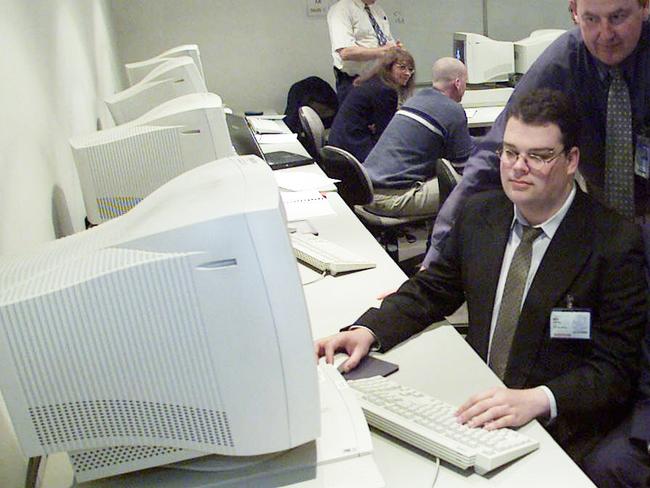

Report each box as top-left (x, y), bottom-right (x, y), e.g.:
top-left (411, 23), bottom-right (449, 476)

top-left (435, 158), bottom-right (462, 208)
top-left (319, 146), bottom-right (374, 207)
top-left (283, 76), bottom-right (338, 133)
top-left (299, 106), bottom-right (325, 160)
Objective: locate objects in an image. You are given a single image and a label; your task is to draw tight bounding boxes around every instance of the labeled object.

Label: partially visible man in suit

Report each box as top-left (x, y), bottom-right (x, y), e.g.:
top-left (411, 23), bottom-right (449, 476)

top-left (315, 89), bottom-right (648, 463)
top-left (582, 323), bottom-right (650, 486)
top-left (423, 0), bottom-right (650, 269)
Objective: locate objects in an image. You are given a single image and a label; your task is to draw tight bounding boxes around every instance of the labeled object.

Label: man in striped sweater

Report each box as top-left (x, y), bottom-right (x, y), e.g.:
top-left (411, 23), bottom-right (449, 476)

top-left (363, 57), bottom-right (473, 218)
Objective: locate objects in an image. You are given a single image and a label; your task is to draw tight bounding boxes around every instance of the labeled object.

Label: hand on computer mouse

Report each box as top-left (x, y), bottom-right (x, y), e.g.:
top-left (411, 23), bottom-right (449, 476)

top-left (314, 328), bottom-right (375, 372)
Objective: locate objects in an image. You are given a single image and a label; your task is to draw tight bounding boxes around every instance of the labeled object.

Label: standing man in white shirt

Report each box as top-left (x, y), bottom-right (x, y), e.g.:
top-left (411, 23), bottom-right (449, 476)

top-left (327, 0), bottom-right (401, 104)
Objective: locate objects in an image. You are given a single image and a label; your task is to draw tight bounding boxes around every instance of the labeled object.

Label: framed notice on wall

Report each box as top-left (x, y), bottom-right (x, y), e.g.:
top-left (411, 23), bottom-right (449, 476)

top-left (307, 0), bottom-right (331, 17)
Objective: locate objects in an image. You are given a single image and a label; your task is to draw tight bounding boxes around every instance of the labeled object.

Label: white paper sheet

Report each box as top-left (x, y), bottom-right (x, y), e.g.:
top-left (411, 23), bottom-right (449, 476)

top-left (281, 191), bottom-right (335, 221)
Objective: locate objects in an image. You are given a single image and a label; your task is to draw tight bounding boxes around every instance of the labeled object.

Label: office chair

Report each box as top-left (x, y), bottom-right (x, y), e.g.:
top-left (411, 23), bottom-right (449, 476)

top-left (283, 76), bottom-right (338, 133)
top-left (435, 158), bottom-right (462, 208)
top-left (299, 106), bottom-right (326, 161)
top-left (319, 145), bottom-right (436, 263)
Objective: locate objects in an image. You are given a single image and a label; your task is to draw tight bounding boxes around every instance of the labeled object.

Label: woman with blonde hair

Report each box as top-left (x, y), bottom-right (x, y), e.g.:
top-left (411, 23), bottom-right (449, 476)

top-left (328, 48), bottom-right (415, 163)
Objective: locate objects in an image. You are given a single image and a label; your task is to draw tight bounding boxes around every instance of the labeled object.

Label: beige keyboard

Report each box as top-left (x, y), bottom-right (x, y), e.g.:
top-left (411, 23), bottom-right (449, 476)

top-left (348, 375), bottom-right (539, 475)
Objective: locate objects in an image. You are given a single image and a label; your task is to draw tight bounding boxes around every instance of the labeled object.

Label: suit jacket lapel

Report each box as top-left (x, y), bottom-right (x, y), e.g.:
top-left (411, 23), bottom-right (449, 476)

top-left (466, 195), bottom-right (513, 360)
top-left (505, 190), bottom-right (594, 387)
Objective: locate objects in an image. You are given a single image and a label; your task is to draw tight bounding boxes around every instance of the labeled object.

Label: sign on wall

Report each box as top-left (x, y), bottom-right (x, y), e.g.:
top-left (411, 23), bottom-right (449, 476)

top-left (307, 0), bottom-right (334, 17)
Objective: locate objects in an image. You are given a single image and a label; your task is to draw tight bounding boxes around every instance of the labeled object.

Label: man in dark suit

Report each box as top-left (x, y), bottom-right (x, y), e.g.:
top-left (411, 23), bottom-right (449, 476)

top-left (582, 324), bottom-right (650, 486)
top-left (315, 89), bottom-right (648, 464)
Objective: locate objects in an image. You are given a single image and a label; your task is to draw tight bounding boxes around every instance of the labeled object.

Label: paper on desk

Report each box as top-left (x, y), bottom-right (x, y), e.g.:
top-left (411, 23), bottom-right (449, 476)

top-left (254, 114), bottom-right (285, 120)
top-left (275, 172), bottom-right (338, 192)
top-left (281, 191), bottom-right (335, 221)
top-left (247, 116), bottom-right (290, 134)
top-left (257, 133), bottom-right (298, 144)
top-left (464, 108), bottom-right (478, 119)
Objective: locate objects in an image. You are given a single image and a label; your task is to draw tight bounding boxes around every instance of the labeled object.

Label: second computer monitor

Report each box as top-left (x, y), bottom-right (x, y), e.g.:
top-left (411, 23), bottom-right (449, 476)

top-left (125, 44), bottom-right (204, 85)
top-left (514, 29), bottom-right (566, 74)
top-left (72, 93), bottom-right (235, 224)
top-left (106, 56), bottom-right (207, 125)
top-left (453, 32), bottom-right (514, 84)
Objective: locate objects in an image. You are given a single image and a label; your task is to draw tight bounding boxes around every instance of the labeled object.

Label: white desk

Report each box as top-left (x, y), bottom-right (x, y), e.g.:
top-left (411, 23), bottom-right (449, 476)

top-left (0, 139), bottom-right (594, 488)
top-left (465, 106), bottom-right (506, 128)
top-left (462, 87), bottom-right (511, 129)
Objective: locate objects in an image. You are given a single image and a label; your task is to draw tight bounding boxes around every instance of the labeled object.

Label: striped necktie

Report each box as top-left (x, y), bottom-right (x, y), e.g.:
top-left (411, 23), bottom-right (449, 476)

top-left (489, 225), bottom-right (544, 380)
top-left (605, 67), bottom-right (635, 219)
top-left (364, 4), bottom-right (388, 46)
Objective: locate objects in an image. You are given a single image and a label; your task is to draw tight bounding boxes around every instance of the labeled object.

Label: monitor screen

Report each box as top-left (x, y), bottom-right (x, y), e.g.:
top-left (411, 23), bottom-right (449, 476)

top-left (453, 39), bottom-right (465, 64)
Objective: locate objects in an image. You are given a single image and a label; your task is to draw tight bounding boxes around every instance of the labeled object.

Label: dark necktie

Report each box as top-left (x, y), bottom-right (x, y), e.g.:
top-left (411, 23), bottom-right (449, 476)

top-left (364, 4), bottom-right (388, 46)
top-left (488, 225), bottom-right (544, 380)
top-left (605, 67), bottom-right (635, 219)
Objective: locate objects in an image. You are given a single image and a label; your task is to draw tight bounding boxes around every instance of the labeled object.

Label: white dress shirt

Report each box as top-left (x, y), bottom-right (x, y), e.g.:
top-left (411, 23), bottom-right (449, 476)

top-left (327, 0), bottom-right (393, 75)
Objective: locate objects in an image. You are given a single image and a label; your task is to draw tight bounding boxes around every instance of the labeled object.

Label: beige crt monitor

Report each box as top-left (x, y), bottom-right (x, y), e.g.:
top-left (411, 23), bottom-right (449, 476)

top-left (0, 156), bottom-right (320, 483)
top-left (453, 32), bottom-right (514, 84)
top-left (125, 44), bottom-right (204, 85)
top-left (71, 93), bottom-right (235, 224)
top-left (514, 29), bottom-right (566, 74)
top-left (106, 56), bottom-right (206, 125)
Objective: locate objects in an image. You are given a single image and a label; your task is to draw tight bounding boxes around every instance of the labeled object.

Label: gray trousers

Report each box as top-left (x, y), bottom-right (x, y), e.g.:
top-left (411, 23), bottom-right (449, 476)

top-left (364, 179), bottom-right (439, 217)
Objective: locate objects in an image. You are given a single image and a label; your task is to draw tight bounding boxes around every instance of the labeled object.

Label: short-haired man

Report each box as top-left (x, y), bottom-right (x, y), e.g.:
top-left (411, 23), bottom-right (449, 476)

top-left (315, 89), bottom-right (647, 463)
top-left (327, 0), bottom-right (401, 104)
top-left (363, 57), bottom-right (473, 218)
top-left (423, 0), bottom-right (650, 268)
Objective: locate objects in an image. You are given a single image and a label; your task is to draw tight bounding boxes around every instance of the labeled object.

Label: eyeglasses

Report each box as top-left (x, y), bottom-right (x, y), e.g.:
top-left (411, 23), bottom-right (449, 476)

top-left (581, 10), bottom-right (632, 28)
top-left (395, 63), bottom-right (415, 74)
top-left (496, 146), bottom-right (566, 168)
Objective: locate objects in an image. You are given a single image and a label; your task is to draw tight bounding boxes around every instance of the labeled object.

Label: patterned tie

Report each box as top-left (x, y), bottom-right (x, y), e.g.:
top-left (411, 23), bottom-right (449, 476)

top-left (488, 225), bottom-right (544, 380)
top-left (605, 67), bottom-right (635, 220)
top-left (364, 4), bottom-right (388, 46)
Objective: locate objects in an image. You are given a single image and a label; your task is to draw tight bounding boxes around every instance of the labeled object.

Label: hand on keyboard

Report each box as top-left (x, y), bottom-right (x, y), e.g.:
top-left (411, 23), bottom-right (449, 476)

top-left (314, 328), bottom-right (376, 373)
top-left (456, 386), bottom-right (551, 430)
top-left (348, 376), bottom-right (539, 474)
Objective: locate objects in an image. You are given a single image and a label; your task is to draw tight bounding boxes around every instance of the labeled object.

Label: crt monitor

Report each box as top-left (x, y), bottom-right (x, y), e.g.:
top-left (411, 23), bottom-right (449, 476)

top-left (453, 32), bottom-right (514, 84)
top-left (0, 156), bottom-right (319, 483)
top-left (514, 29), bottom-right (566, 74)
top-left (71, 92), bottom-right (235, 224)
top-left (125, 44), bottom-right (204, 85)
top-left (105, 56), bottom-right (207, 125)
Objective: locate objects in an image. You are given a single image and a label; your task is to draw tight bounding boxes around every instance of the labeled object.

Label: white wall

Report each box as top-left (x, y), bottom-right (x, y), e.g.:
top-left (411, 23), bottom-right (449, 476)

top-left (0, 1), bottom-right (122, 486)
top-left (109, 0), bottom-right (337, 114)
top-left (0, 0), bottom-right (122, 256)
top-left (487, 0), bottom-right (574, 41)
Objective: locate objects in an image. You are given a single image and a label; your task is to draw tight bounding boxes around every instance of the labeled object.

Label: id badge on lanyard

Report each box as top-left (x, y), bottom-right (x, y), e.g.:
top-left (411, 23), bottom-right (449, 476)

top-left (549, 294), bottom-right (591, 340)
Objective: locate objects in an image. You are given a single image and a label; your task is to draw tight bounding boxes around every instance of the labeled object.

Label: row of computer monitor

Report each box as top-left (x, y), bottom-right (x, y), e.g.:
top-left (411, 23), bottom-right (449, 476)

top-left (75, 28), bottom-right (566, 230)
top-left (454, 29), bottom-right (566, 84)
top-left (73, 45), bottom-right (238, 226)
top-left (0, 44), bottom-right (321, 484)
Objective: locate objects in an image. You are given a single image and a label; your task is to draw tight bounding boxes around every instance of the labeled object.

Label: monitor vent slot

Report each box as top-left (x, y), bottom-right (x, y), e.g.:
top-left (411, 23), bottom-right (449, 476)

top-left (85, 127), bottom-right (183, 221)
top-left (70, 445), bottom-right (182, 473)
top-left (29, 400), bottom-right (233, 449)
